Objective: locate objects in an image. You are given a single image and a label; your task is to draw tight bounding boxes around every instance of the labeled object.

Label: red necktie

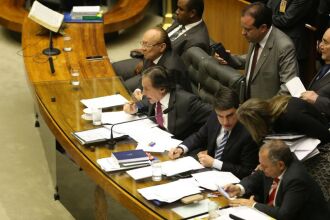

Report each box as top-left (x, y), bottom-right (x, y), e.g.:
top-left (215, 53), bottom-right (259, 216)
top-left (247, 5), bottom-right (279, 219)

top-left (155, 102), bottom-right (164, 128)
top-left (267, 177), bottom-right (279, 206)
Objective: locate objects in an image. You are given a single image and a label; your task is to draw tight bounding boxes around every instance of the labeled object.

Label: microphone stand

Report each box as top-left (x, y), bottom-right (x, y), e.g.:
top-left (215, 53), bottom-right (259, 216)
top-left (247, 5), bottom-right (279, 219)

top-left (43, 31), bottom-right (61, 56)
top-left (103, 107), bottom-right (173, 149)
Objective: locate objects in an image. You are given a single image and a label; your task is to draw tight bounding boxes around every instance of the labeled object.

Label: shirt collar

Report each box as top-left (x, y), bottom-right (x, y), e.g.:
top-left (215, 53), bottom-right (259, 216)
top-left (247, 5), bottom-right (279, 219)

top-left (159, 92), bottom-right (170, 112)
top-left (183, 19), bottom-right (203, 31)
top-left (153, 55), bottom-right (162, 64)
top-left (258, 26), bottom-right (272, 49)
top-left (277, 168), bottom-right (286, 181)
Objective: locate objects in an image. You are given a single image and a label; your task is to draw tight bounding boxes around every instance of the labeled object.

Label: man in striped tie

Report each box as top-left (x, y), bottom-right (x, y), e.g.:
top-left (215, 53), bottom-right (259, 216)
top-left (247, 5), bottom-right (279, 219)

top-left (224, 140), bottom-right (329, 220)
top-left (168, 86), bottom-right (259, 179)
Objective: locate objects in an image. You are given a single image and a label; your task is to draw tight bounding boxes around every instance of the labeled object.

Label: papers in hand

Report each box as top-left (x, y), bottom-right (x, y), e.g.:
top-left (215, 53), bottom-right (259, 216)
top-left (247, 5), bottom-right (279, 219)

top-left (191, 170), bottom-right (240, 191)
top-left (80, 94), bottom-right (128, 109)
top-left (28, 1), bottom-right (64, 33)
top-left (286, 76), bottom-right (306, 97)
top-left (126, 156), bottom-right (204, 180)
top-left (138, 178), bottom-right (202, 203)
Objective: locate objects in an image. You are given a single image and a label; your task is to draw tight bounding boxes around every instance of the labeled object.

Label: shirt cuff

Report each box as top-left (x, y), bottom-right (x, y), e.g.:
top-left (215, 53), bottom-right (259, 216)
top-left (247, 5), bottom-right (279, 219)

top-left (212, 159), bottom-right (223, 170)
top-left (178, 144), bottom-right (189, 154)
top-left (236, 184), bottom-right (245, 197)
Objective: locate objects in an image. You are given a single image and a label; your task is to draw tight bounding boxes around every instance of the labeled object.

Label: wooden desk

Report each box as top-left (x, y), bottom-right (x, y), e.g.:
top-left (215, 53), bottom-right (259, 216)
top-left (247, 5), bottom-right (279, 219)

top-left (22, 18), bottom-right (228, 219)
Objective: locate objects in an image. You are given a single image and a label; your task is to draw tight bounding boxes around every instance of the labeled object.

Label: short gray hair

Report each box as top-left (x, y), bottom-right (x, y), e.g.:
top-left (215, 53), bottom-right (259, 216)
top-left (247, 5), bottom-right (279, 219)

top-left (261, 140), bottom-right (293, 166)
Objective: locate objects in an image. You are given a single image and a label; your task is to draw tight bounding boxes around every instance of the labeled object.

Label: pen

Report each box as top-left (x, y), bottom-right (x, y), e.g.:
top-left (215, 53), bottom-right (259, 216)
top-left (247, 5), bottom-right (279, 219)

top-left (148, 142), bottom-right (156, 147)
top-left (86, 55), bottom-right (105, 61)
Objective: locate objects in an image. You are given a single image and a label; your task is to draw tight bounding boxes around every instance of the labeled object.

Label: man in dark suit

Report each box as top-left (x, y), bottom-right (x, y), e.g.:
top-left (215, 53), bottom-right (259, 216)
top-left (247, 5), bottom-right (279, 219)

top-left (167, 0), bottom-right (210, 56)
top-left (301, 27), bottom-right (330, 122)
top-left (225, 140), bottom-right (329, 220)
top-left (113, 27), bottom-right (189, 91)
top-left (215, 2), bottom-right (298, 100)
top-left (168, 87), bottom-right (259, 179)
top-left (123, 65), bottom-right (212, 140)
top-left (267, 0), bottom-right (316, 84)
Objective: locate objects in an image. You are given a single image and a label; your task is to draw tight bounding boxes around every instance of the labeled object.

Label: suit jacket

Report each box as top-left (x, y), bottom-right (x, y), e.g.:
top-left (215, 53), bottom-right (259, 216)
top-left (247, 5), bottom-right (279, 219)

top-left (308, 68), bottom-right (330, 121)
top-left (113, 49), bottom-right (190, 92)
top-left (182, 112), bottom-right (259, 179)
top-left (240, 159), bottom-right (329, 220)
top-left (166, 20), bottom-right (210, 56)
top-left (235, 27), bottom-right (298, 100)
top-left (267, 0), bottom-right (315, 60)
top-left (273, 97), bottom-right (330, 143)
top-left (139, 88), bottom-right (212, 140)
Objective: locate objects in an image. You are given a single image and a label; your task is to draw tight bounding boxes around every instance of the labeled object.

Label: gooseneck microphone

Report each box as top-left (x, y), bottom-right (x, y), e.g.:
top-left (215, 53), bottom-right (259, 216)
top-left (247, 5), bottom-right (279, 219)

top-left (103, 106), bottom-right (173, 148)
top-left (48, 56), bottom-right (55, 74)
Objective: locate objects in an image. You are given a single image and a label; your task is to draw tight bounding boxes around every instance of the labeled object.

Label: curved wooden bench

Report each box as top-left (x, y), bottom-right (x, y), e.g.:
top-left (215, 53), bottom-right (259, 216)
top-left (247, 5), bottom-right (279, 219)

top-left (0, 0), bottom-right (28, 32)
top-left (0, 0), bottom-right (149, 33)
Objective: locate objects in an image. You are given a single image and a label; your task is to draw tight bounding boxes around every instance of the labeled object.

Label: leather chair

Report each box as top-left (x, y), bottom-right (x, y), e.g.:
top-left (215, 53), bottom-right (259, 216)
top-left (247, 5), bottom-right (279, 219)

top-left (182, 46), bottom-right (245, 103)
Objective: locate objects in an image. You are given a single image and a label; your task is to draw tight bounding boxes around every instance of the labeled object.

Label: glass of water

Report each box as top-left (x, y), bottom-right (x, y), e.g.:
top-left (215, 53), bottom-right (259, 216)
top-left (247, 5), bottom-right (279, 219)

top-left (151, 160), bottom-right (162, 181)
top-left (70, 66), bottom-right (80, 88)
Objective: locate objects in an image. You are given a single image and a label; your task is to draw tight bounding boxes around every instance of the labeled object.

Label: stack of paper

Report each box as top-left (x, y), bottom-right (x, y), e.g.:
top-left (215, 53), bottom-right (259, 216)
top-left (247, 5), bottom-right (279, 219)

top-left (97, 156), bottom-right (150, 172)
top-left (72, 127), bottom-right (126, 145)
top-left (288, 137), bottom-right (320, 161)
top-left (126, 156), bottom-right (204, 180)
top-left (191, 171), bottom-right (240, 191)
top-left (138, 178), bottom-right (202, 203)
top-left (80, 94), bottom-right (128, 109)
top-left (71, 6), bottom-right (101, 19)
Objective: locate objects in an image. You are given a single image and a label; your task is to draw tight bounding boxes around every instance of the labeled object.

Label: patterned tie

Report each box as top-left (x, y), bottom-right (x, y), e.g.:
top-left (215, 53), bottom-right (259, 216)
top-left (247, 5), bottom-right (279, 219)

top-left (316, 64), bottom-right (330, 81)
top-left (170, 25), bottom-right (185, 41)
top-left (246, 43), bottom-right (260, 99)
top-left (267, 177), bottom-right (280, 206)
top-left (214, 131), bottom-right (229, 160)
top-left (155, 102), bottom-right (164, 128)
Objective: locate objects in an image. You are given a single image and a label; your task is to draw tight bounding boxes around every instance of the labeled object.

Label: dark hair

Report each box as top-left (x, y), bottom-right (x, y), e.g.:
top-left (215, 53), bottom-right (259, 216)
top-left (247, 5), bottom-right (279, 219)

top-left (261, 140), bottom-right (294, 166)
top-left (241, 2), bottom-right (272, 28)
top-left (142, 65), bottom-right (174, 93)
top-left (152, 27), bottom-right (172, 51)
top-left (186, 0), bottom-right (204, 18)
top-left (213, 86), bottom-right (239, 110)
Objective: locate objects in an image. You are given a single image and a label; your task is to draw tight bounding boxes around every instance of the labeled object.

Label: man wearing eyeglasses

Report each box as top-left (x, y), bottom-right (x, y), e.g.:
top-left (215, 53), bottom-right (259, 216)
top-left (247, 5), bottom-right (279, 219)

top-left (113, 27), bottom-right (190, 92)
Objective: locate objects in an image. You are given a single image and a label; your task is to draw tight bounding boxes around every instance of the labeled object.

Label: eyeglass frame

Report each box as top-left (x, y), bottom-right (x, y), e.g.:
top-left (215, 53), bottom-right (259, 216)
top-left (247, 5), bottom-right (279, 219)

top-left (140, 41), bottom-right (163, 49)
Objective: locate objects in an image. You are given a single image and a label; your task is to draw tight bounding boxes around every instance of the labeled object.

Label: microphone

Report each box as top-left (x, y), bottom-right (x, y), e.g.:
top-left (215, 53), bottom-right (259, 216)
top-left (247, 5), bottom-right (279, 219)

top-left (48, 56), bottom-right (55, 74)
top-left (103, 107), bottom-right (173, 148)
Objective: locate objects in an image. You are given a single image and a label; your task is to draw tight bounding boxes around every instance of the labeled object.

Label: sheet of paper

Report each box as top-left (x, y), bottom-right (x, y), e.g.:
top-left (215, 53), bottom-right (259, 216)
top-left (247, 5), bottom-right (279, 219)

top-left (97, 157), bottom-right (150, 172)
top-left (126, 166), bottom-right (152, 180)
top-left (172, 199), bottom-right (210, 219)
top-left (161, 156), bottom-right (204, 176)
top-left (80, 94), bottom-right (128, 109)
top-left (73, 127), bottom-right (124, 144)
top-left (101, 111), bottom-right (146, 124)
top-left (138, 178), bottom-right (201, 203)
top-left (192, 171), bottom-right (240, 191)
top-left (136, 137), bottom-right (182, 152)
top-left (218, 206), bottom-right (273, 220)
top-left (285, 76), bottom-right (306, 97)
top-left (288, 138), bottom-right (320, 160)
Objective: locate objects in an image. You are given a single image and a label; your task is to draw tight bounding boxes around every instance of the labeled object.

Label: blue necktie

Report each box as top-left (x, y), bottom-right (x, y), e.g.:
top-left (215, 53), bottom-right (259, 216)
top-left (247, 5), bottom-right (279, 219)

top-left (215, 131), bottom-right (229, 160)
top-left (316, 64), bottom-right (330, 81)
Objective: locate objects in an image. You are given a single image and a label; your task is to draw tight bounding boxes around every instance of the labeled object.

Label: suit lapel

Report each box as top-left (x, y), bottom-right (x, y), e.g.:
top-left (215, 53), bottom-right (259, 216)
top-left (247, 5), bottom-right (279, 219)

top-left (167, 90), bottom-right (176, 134)
top-left (251, 29), bottom-right (274, 81)
top-left (209, 123), bottom-right (221, 156)
top-left (172, 22), bottom-right (203, 48)
top-left (263, 177), bottom-right (273, 203)
top-left (309, 71), bottom-right (330, 90)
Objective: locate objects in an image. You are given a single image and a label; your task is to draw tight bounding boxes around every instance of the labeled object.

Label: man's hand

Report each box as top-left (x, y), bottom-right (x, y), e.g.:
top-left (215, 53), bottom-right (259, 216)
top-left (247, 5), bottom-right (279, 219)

top-left (123, 102), bottom-right (137, 114)
top-left (197, 151), bottom-right (214, 167)
top-left (229, 196), bottom-right (256, 207)
top-left (168, 147), bottom-right (183, 160)
top-left (300, 91), bottom-right (319, 104)
top-left (133, 88), bottom-right (143, 101)
top-left (223, 184), bottom-right (242, 197)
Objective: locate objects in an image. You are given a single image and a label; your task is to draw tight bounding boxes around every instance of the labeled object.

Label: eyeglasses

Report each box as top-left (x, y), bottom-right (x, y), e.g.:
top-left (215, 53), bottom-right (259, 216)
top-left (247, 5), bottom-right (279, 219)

top-left (140, 41), bottom-right (162, 48)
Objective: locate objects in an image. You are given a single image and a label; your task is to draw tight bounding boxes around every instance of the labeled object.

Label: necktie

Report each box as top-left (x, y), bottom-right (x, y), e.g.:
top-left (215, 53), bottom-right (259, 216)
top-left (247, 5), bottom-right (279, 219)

top-left (214, 131), bottom-right (229, 160)
top-left (267, 177), bottom-right (280, 206)
top-left (170, 25), bottom-right (185, 41)
top-left (246, 43), bottom-right (260, 99)
top-left (316, 64), bottom-right (330, 81)
top-left (155, 102), bottom-right (164, 128)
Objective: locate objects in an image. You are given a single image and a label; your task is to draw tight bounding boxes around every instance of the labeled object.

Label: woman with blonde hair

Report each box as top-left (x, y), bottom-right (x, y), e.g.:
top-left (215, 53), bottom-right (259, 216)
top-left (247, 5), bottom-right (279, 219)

top-left (237, 95), bottom-right (330, 143)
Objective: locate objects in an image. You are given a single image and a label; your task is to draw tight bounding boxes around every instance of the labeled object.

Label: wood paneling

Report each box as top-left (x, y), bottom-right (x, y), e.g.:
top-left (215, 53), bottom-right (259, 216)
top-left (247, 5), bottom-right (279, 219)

top-left (204, 0), bottom-right (250, 55)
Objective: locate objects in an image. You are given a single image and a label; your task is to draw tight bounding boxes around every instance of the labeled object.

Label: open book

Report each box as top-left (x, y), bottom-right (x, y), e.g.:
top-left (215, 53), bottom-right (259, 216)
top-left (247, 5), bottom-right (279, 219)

top-left (28, 1), bottom-right (64, 32)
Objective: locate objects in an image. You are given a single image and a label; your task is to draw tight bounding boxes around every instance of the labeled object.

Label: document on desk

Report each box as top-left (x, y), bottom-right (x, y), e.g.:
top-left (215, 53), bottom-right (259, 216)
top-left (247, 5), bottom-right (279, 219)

top-left (97, 156), bottom-right (150, 172)
top-left (192, 171), bottom-right (240, 191)
top-left (80, 94), bottom-right (128, 109)
top-left (217, 206), bottom-right (273, 220)
top-left (101, 111), bottom-right (146, 124)
top-left (172, 199), bottom-right (210, 219)
top-left (138, 178), bottom-right (202, 203)
top-left (126, 156), bottom-right (203, 180)
top-left (72, 127), bottom-right (125, 145)
top-left (286, 76), bottom-right (306, 97)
